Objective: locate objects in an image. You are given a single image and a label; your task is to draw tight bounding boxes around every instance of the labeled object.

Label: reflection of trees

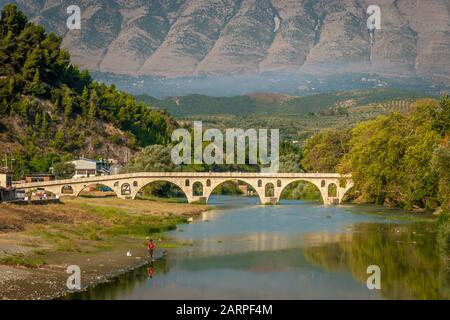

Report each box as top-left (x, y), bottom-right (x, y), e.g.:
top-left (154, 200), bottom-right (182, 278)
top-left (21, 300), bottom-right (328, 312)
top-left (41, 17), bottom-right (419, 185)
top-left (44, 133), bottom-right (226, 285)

top-left (437, 216), bottom-right (450, 298)
top-left (304, 223), bottom-right (449, 300)
top-left (66, 258), bottom-right (170, 300)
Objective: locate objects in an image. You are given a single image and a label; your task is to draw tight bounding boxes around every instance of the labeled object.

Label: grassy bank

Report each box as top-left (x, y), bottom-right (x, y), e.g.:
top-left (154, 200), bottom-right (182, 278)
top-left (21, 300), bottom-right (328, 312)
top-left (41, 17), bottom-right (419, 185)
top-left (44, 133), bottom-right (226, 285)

top-left (0, 197), bottom-right (207, 268)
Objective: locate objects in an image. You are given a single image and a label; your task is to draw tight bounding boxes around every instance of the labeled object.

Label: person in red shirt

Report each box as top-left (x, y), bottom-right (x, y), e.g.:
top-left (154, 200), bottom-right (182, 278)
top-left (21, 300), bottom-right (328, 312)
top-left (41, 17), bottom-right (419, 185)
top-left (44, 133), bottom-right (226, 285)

top-left (147, 239), bottom-right (155, 260)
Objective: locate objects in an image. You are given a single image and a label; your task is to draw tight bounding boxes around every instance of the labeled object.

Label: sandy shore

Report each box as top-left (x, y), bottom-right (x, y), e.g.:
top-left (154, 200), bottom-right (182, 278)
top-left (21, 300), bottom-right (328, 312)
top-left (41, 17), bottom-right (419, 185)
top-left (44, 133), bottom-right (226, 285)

top-left (0, 197), bottom-right (209, 300)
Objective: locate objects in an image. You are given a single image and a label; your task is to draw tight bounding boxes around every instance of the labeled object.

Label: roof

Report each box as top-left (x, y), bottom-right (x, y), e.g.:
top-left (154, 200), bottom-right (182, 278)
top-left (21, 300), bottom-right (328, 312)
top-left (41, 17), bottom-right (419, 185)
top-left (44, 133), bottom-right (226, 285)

top-left (71, 159), bottom-right (97, 170)
top-left (78, 157), bottom-right (107, 164)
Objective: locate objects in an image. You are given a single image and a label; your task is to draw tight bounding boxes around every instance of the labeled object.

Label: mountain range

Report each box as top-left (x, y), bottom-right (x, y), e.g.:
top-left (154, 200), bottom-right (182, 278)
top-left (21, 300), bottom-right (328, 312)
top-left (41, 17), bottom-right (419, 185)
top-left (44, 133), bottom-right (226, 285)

top-left (3, 0), bottom-right (450, 98)
top-left (4, 0), bottom-right (450, 81)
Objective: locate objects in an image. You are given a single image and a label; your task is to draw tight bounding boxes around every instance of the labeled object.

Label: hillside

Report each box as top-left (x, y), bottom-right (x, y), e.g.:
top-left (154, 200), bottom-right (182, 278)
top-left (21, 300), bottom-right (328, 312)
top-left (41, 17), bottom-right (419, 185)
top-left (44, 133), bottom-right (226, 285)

top-left (7, 0), bottom-right (450, 85)
top-left (0, 5), bottom-right (176, 176)
top-left (136, 89), bottom-right (429, 141)
top-left (137, 89), bottom-right (426, 117)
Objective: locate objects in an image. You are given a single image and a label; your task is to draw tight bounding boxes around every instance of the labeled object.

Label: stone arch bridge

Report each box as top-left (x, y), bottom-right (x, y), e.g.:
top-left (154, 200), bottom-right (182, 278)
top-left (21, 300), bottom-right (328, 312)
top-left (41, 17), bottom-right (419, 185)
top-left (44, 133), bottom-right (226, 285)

top-left (15, 172), bottom-right (354, 205)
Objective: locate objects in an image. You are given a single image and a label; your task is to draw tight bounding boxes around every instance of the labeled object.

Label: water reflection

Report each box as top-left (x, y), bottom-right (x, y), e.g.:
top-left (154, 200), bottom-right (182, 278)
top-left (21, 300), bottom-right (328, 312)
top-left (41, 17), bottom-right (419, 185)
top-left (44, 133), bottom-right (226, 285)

top-left (304, 222), bottom-right (449, 300)
top-left (147, 261), bottom-right (154, 279)
top-left (66, 196), bottom-right (449, 300)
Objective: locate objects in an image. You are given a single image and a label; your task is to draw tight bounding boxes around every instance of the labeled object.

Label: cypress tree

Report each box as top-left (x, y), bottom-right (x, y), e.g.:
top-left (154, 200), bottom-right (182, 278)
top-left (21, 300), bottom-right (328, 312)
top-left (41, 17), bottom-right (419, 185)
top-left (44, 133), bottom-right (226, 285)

top-left (29, 68), bottom-right (46, 96)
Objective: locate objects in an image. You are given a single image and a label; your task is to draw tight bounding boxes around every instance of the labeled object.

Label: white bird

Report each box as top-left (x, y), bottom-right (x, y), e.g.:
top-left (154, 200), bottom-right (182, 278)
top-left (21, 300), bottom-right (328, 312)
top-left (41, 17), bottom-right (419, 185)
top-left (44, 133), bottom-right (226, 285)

top-left (126, 251), bottom-right (132, 257)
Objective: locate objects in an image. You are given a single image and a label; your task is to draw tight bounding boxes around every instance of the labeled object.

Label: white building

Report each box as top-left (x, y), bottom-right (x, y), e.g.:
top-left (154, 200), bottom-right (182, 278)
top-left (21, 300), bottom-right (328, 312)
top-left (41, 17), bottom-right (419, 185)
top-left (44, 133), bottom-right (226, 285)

top-left (70, 158), bottom-right (110, 179)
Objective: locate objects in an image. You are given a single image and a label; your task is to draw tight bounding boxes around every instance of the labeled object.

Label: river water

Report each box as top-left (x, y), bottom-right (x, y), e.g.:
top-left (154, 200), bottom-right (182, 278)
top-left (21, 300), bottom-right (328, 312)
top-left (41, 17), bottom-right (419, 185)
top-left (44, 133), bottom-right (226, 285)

top-left (69, 196), bottom-right (449, 300)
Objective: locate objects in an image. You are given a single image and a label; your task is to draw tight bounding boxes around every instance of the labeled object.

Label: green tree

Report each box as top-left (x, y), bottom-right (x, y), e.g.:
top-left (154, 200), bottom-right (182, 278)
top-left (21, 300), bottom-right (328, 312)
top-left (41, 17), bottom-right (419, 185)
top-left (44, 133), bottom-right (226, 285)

top-left (52, 128), bottom-right (65, 149)
top-left (29, 68), bottom-right (46, 96)
top-left (40, 111), bottom-right (48, 138)
top-left (62, 92), bottom-right (73, 123)
top-left (88, 90), bottom-right (98, 127)
top-left (80, 86), bottom-right (89, 117)
top-left (122, 145), bottom-right (178, 173)
top-left (340, 99), bottom-right (443, 209)
top-left (0, 4), bottom-right (27, 38)
top-left (432, 141), bottom-right (450, 211)
top-left (302, 129), bottom-right (351, 172)
top-left (52, 161), bottom-right (75, 179)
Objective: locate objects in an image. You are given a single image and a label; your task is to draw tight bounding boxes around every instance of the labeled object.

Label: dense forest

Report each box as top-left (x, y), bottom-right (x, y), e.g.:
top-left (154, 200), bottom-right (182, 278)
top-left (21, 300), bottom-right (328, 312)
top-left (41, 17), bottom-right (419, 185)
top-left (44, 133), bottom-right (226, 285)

top-left (0, 4), bottom-right (176, 178)
top-left (302, 98), bottom-right (450, 212)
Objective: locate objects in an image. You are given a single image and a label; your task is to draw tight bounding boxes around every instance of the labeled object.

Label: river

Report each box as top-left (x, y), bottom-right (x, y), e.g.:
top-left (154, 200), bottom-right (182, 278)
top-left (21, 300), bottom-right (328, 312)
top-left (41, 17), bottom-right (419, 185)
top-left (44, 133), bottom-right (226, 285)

top-left (68, 196), bottom-right (449, 300)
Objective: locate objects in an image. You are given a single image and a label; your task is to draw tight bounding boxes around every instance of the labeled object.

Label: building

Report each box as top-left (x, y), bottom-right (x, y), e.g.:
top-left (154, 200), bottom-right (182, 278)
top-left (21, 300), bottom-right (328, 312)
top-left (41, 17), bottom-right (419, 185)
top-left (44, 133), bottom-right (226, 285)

top-left (70, 158), bottom-right (110, 179)
top-left (0, 168), bottom-right (16, 202)
top-left (24, 173), bottom-right (56, 183)
top-left (108, 159), bottom-right (125, 175)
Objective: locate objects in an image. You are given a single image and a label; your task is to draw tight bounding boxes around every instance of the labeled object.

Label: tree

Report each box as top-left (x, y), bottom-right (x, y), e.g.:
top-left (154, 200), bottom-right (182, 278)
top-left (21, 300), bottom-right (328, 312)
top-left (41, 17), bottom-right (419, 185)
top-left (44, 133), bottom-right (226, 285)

top-left (40, 111), bottom-right (48, 138)
top-left (279, 153), bottom-right (303, 173)
top-left (62, 92), bottom-right (73, 123)
top-left (122, 145), bottom-right (179, 173)
top-left (302, 129), bottom-right (351, 172)
top-left (80, 86), bottom-right (89, 117)
top-left (22, 47), bottom-right (44, 83)
top-left (432, 140), bottom-right (450, 211)
top-left (29, 69), bottom-right (46, 96)
top-left (53, 128), bottom-right (65, 149)
top-left (52, 161), bottom-right (75, 179)
top-left (0, 4), bottom-right (27, 39)
top-left (340, 102), bottom-right (442, 210)
top-left (88, 90), bottom-right (98, 127)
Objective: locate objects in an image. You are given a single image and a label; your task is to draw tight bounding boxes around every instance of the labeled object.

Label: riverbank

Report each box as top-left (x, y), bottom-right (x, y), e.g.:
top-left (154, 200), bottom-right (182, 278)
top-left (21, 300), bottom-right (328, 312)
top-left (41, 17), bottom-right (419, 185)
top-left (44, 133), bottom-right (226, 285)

top-left (0, 197), bottom-right (209, 300)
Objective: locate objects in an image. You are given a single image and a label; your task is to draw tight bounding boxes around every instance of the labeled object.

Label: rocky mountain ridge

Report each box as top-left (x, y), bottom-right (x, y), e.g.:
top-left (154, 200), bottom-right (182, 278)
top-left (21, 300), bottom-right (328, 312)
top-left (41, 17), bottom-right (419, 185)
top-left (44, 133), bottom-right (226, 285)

top-left (4, 0), bottom-right (450, 84)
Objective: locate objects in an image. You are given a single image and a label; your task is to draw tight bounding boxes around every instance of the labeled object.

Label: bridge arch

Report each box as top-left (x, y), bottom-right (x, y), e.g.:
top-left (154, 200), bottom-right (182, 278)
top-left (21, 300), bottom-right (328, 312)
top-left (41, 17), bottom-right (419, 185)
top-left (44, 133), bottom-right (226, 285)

top-left (205, 179), bottom-right (263, 204)
top-left (278, 179), bottom-right (324, 203)
top-left (339, 182), bottom-right (356, 203)
top-left (132, 179), bottom-right (189, 202)
top-left (27, 188), bottom-right (57, 200)
top-left (75, 183), bottom-right (118, 198)
top-left (76, 182), bottom-right (118, 197)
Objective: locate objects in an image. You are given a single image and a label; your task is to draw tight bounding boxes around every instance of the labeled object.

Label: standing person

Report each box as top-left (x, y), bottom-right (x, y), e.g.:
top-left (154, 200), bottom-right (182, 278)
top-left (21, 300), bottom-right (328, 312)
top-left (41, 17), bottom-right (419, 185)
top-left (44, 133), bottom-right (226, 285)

top-left (147, 239), bottom-right (155, 260)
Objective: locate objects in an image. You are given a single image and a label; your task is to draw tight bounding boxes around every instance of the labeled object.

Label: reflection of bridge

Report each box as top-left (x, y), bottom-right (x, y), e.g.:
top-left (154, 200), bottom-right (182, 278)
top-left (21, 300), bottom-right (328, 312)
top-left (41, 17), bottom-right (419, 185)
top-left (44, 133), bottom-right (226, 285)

top-left (15, 172), bottom-right (354, 205)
